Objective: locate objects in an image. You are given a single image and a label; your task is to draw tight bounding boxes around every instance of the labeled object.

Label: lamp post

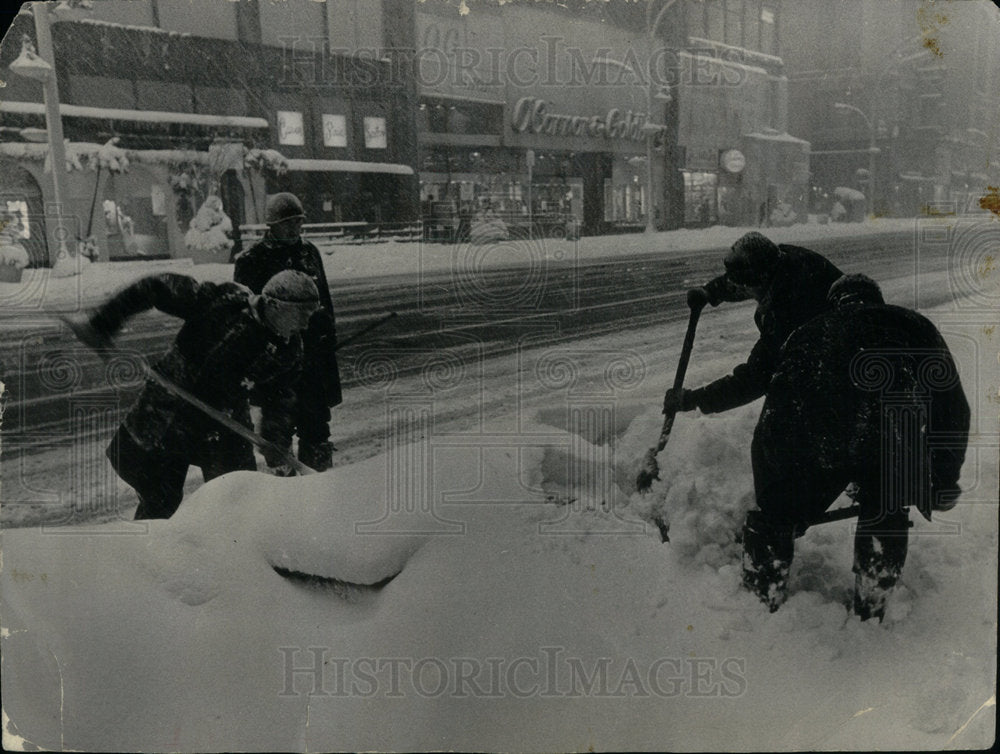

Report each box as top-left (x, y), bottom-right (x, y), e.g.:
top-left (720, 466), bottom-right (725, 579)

top-left (9, 5), bottom-right (71, 266)
top-left (833, 102), bottom-right (877, 218)
top-left (642, 0), bottom-right (679, 233)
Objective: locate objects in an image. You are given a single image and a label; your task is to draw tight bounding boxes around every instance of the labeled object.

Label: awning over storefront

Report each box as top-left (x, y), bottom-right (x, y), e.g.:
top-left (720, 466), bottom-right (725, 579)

top-left (745, 130), bottom-right (810, 146)
top-left (0, 101), bottom-right (269, 129)
top-left (285, 159), bottom-right (415, 175)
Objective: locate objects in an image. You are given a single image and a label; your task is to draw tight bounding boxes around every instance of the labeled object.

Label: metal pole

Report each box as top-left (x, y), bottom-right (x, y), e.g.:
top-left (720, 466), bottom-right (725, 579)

top-left (868, 133), bottom-right (877, 218)
top-left (645, 102), bottom-right (656, 233)
top-left (32, 3), bottom-right (71, 262)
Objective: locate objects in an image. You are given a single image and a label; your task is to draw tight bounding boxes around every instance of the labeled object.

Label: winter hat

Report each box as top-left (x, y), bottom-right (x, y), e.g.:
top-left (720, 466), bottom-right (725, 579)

top-left (261, 270), bottom-right (320, 306)
top-left (827, 273), bottom-right (884, 308)
top-left (724, 232), bottom-right (782, 286)
top-left (265, 192), bottom-right (305, 225)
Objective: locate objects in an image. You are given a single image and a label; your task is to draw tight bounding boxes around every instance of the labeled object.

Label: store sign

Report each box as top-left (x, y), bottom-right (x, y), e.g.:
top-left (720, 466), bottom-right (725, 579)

top-left (510, 97), bottom-right (668, 145)
top-left (685, 145), bottom-right (717, 171)
top-left (720, 148), bottom-right (746, 174)
top-left (277, 111), bottom-right (305, 146)
top-left (322, 114), bottom-right (347, 148)
top-left (363, 116), bottom-right (387, 149)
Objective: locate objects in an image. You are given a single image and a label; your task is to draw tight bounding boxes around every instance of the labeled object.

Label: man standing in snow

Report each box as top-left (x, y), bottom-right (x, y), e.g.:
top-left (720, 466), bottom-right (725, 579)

top-left (663, 231), bottom-right (845, 416)
top-left (748, 274), bottom-right (969, 619)
top-left (234, 192), bottom-right (343, 473)
top-left (66, 270), bottom-right (321, 519)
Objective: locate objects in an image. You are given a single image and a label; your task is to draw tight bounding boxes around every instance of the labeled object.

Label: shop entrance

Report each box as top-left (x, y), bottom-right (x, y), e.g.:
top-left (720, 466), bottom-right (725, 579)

top-left (0, 158), bottom-right (49, 267)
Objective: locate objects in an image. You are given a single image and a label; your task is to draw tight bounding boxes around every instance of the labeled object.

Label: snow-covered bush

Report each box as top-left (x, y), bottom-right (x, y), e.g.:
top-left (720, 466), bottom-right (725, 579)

top-left (95, 137), bottom-right (130, 173)
top-left (244, 148), bottom-right (288, 177)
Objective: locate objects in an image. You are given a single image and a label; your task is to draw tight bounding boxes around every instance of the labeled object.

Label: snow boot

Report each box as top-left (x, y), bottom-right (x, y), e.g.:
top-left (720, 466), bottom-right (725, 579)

top-left (741, 511), bottom-right (794, 612)
top-left (298, 439), bottom-right (335, 472)
top-left (852, 520), bottom-right (909, 622)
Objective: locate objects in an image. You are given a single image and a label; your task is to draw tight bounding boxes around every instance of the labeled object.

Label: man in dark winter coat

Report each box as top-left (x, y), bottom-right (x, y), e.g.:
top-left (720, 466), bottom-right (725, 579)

top-left (66, 270), bottom-right (321, 520)
top-left (234, 192), bottom-right (343, 472)
top-left (664, 231), bottom-right (845, 415)
top-left (746, 274), bottom-right (970, 619)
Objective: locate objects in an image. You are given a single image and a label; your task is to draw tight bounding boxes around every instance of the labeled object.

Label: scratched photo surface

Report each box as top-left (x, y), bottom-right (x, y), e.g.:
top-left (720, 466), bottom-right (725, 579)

top-left (0, 0), bottom-right (997, 751)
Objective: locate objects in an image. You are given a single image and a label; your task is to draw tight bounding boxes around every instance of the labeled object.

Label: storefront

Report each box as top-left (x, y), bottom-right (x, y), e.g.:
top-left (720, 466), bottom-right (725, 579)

top-left (415, 2), bottom-right (666, 237)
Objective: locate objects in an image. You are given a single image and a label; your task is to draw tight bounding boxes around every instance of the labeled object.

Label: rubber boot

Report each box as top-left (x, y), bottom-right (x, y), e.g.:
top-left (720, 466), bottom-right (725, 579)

top-left (741, 511), bottom-right (795, 612)
top-left (298, 439), bottom-right (334, 472)
top-left (852, 519), bottom-right (909, 622)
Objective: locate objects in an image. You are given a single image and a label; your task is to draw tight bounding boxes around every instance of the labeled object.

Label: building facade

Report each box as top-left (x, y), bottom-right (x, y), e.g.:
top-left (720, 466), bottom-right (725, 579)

top-left (414, 0), bottom-right (798, 235)
top-left (0, 0), bottom-right (420, 266)
top-left (783, 0), bottom-right (1000, 217)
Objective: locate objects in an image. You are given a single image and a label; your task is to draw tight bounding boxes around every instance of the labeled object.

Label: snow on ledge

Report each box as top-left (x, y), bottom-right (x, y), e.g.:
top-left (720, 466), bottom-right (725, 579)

top-left (0, 101), bottom-right (268, 129)
top-left (285, 158), bottom-right (415, 175)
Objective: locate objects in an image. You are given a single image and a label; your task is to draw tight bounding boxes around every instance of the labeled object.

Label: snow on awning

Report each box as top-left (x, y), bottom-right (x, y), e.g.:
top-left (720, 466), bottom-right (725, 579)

top-left (0, 101), bottom-right (269, 129)
top-left (744, 130), bottom-right (810, 145)
top-left (285, 159), bottom-right (415, 175)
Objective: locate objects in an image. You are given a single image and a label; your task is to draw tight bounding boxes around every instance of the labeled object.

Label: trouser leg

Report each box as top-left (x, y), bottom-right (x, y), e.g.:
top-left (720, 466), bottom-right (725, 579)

top-left (747, 437), bottom-right (847, 611)
top-left (107, 427), bottom-right (189, 520)
top-left (741, 510), bottom-right (795, 612)
top-left (200, 437), bottom-right (257, 483)
top-left (852, 481), bottom-right (910, 622)
top-left (295, 389), bottom-right (333, 472)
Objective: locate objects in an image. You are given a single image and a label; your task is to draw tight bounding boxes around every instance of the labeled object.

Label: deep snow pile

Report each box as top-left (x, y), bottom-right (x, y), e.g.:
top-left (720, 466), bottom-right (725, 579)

top-left (2, 395), bottom-right (995, 751)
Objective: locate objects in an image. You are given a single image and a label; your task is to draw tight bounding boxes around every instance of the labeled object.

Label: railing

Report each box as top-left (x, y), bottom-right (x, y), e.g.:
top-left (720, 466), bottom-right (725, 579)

top-left (422, 211), bottom-right (581, 243)
top-left (239, 221), bottom-right (424, 246)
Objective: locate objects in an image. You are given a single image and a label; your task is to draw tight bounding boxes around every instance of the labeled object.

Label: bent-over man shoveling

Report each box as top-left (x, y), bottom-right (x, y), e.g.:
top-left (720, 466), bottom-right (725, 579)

top-left (63, 270), bottom-right (321, 520)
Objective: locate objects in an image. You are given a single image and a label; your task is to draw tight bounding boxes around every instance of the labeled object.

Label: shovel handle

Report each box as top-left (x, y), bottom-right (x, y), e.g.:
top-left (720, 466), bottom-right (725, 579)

top-left (656, 299), bottom-right (705, 452)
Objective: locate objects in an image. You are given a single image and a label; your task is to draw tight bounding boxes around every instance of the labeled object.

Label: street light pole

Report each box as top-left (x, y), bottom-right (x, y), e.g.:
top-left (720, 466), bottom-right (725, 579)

top-left (31, 4), bottom-right (71, 262)
top-left (834, 102), bottom-right (876, 218)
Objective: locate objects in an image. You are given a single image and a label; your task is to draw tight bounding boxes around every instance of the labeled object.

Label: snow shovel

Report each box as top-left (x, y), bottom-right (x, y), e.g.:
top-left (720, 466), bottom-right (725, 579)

top-left (59, 314), bottom-right (318, 476)
top-left (635, 296), bottom-right (706, 493)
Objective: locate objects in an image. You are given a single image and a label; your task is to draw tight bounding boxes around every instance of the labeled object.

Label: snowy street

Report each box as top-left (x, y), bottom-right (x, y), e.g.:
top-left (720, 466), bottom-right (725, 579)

top-left (1, 220), bottom-right (997, 751)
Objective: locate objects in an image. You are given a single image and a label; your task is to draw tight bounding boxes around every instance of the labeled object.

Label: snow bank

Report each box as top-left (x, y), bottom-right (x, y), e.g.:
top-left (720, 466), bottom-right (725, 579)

top-left (2, 392), bottom-right (995, 751)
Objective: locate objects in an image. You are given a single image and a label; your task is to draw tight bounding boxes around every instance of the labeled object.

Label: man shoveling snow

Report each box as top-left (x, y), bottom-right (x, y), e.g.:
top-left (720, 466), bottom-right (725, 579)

top-left (666, 263), bottom-right (969, 620)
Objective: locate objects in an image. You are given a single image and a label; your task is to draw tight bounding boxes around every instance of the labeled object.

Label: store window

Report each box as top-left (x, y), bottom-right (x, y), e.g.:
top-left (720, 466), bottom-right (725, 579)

top-left (136, 80), bottom-right (192, 112)
top-left (102, 170), bottom-right (169, 260)
top-left (683, 170), bottom-right (719, 225)
top-left (420, 99), bottom-right (503, 136)
top-left (277, 111), bottom-right (306, 146)
top-left (363, 117), bottom-right (387, 149)
top-left (67, 75), bottom-right (135, 110)
top-left (322, 114), bottom-right (348, 148)
top-left (194, 86), bottom-right (248, 116)
top-left (603, 177), bottom-right (645, 224)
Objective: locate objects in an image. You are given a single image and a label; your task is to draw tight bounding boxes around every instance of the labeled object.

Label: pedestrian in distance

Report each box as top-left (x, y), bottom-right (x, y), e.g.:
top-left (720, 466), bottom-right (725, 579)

top-left (234, 192), bottom-right (343, 473)
top-left (748, 274), bottom-right (969, 619)
top-left (65, 270), bottom-right (321, 520)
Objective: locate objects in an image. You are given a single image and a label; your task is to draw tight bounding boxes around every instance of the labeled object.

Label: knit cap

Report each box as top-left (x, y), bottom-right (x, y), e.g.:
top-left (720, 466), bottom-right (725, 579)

top-left (261, 270), bottom-right (320, 305)
top-left (723, 231), bottom-right (782, 286)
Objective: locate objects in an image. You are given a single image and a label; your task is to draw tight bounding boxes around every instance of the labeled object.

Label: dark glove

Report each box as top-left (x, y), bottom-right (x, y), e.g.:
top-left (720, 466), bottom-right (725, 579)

top-left (662, 387), bottom-right (697, 415)
top-left (687, 287), bottom-right (710, 309)
top-left (265, 462), bottom-right (296, 477)
top-left (262, 442), bottom-right (293, 470)
top-left (62, 310), bottom-right (115, 355)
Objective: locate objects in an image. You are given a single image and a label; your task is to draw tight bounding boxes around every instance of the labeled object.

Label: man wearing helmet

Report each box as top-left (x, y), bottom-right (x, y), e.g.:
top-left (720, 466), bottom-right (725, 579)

top-left (234, 192), bottom-right (343, 473)
top-left (65, 270), bottom-right (321, 519)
